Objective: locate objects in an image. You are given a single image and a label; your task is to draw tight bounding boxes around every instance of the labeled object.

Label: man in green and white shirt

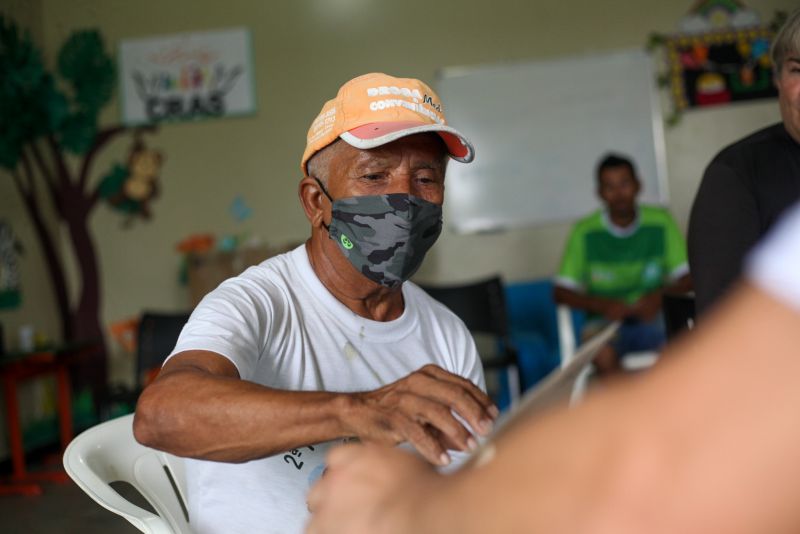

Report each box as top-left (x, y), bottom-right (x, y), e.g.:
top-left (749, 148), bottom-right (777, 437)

top-left (554, 153), bottom-right (691, 374)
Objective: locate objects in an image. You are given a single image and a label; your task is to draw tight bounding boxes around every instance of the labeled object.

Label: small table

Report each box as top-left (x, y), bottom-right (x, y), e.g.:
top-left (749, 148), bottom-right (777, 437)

top-left (0, 346), bottom-right (88, 496)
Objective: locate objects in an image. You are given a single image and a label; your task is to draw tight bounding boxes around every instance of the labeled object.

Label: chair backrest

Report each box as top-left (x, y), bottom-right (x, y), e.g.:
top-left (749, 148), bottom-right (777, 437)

top-left (662, 292), bottom-right (696, 340)
top-left (502, 278), bottom-right (563, 390)
top-left (63, 414), bottom-right (190, 534)
top-left (419, 276), bottom-right (509, 338)
top-left (556, 304), bottom-right (580, 369)
top-left (136, 312), bottom-right (191, 385)
top-left (419, 276), bottom-right (521, 406)
top-left (504, 278), bottom-right (563, 348)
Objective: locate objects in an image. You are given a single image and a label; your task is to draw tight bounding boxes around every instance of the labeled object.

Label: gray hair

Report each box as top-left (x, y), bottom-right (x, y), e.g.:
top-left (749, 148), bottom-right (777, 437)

top-left (306, 139), bottom-right (344, 186)
top-left (771, 9), bottom-right (800, 76)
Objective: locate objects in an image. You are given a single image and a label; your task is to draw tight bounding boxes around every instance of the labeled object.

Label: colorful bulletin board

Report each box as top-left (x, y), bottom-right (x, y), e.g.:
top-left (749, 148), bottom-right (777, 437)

top-left (648, 2), bottom-right (787, 124)
top-left (665, 27), bottom-right (775, 111)
top-left (118, 27), bottom-right (256, 124)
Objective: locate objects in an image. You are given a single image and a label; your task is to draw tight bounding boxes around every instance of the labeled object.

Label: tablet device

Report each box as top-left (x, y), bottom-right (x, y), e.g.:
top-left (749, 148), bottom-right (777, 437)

top-left (464, 320), bottom-right (620, 468)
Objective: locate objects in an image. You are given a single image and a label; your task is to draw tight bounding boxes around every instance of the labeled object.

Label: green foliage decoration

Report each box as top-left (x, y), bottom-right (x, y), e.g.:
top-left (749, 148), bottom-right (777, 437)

top-left (56, 30), bottom-right (115, 153)
top-left (0, 14), bottom-right (67, 168)
top-left (0, 15), bottom-right (115, 161)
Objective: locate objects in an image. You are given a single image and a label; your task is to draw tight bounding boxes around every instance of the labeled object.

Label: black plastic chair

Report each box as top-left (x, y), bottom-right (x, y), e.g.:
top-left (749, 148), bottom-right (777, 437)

top-left (663, 292), bottom-right (696, 340)
top-left (418, 276), bottom-right (522, 407)
top-left (99, 311), bottom-right (191, 419)
top-left (135, 312), bottom-right (192, 386)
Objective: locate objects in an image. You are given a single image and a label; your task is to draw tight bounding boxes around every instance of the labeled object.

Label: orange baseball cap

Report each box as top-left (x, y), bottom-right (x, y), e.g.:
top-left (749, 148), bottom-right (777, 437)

top-left (301, 72), bottom-right (474, 174)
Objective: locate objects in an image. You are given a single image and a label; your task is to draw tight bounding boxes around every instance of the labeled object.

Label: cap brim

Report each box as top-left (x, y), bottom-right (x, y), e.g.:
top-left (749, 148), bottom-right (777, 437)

top-left (340, 121), bottom-right (474, 163)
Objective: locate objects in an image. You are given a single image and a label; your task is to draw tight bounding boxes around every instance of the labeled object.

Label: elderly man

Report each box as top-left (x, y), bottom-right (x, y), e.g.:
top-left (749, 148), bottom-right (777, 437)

top-left (134, 72), bottom-right (497, 534)
top-left (689, 9), bottom-right (800, 316)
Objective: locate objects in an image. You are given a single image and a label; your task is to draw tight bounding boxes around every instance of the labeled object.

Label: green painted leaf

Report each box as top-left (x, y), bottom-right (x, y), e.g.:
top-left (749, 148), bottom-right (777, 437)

top-left (57, 111), bottom-right (97, 154)
top-left (57, 30), bottom-right (115, 114)
top-left (0, 14), bottom-right (69, 160)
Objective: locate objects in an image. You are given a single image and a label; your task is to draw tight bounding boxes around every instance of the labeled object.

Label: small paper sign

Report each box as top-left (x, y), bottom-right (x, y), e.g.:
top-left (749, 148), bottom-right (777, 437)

top-left (119, 27), bottom-right (256, 124)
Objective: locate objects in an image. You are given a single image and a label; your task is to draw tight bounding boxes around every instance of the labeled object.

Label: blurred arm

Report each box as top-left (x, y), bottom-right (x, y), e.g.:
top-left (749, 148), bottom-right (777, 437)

top-left (309, 283), bottom-right (800, 533)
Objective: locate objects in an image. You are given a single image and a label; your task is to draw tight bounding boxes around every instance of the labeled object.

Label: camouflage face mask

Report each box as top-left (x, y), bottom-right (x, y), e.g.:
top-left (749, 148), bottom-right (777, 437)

top-left (316, 179), bottom-right (443, 288)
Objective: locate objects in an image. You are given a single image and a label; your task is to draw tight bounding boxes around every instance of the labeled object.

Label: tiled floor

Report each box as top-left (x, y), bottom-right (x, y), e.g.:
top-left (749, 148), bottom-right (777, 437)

top-left (0, 476), bottom-right (140, 533)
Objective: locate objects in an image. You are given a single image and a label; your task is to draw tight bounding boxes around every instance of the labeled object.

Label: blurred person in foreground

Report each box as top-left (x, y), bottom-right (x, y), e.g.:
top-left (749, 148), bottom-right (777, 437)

top-left (307, 195), bottom-right (800, 534)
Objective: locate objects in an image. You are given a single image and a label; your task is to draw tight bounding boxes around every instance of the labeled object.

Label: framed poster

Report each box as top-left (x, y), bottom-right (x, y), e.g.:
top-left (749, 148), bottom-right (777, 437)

top-left (118, 27), bottom-right (256, 125)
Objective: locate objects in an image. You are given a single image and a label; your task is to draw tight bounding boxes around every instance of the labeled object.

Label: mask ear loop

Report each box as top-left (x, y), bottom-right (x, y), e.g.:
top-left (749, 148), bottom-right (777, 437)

top-left (312, 176), bottom-right (333, 231)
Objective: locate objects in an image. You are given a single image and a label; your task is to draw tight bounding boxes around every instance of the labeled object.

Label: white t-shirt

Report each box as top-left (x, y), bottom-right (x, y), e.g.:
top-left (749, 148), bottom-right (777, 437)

top-left (748, 201), bottom-right (800, 310)
top-left (167, 245), bottom-right (485, 534)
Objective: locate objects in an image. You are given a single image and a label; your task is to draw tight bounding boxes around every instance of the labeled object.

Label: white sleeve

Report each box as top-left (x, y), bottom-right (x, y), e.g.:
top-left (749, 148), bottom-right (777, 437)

top-left (166, 277), bottom-right (273, 379)
top-left (746, 202), bottom-right (800, 312)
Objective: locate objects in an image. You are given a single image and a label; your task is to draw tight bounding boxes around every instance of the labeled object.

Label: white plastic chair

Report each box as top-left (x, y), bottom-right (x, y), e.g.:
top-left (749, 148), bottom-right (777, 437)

top-left (63, 414), bottom-right (190, 534)
top-left (557, 304), bottom-right (658, 403)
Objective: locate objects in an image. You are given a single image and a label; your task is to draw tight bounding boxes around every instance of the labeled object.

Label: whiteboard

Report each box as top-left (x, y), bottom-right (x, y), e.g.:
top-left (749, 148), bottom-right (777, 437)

top-left (437, 48), bottom-right (668, 233)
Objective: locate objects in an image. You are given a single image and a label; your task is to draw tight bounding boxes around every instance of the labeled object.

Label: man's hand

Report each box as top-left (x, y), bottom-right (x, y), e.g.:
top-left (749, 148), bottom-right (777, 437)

top-left (631, 291), bottom-right (662, 322)
top-left (555, 285), bottom-right (631, 321)
top-left (343, 364), bottom-right (498, 466)
top-left (600, 300), bottom-right (632, 321)
top-left (306, 444), bottom-right (441, 534)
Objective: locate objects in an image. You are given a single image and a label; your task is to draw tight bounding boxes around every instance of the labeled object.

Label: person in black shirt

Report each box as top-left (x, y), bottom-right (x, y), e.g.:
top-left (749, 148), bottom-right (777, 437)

top-left (688, 9), bottom-right (800, 316)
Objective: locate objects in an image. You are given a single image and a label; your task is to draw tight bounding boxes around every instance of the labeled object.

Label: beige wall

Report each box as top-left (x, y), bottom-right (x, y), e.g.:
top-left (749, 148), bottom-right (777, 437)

top-left (2, 0), bottom-right (795, 360)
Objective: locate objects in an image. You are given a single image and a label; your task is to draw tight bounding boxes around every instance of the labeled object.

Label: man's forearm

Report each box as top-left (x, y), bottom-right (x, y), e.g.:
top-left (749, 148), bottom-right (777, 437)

top-left (553, 285), bottom-right (626, 317)
top-left (135, 366), bottom-right (356, 462)
top-left (135, 354), bottom-right (496, 466)
top-left (663, 273), bottom-right (692, 295)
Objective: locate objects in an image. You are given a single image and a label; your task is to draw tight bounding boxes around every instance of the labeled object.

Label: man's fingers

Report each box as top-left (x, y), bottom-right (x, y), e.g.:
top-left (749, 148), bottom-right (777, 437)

top-left (400, 415), bottom-right (451, 466)
top-left (408, 367), bottom-right (496, 437)
top-left (426, 424), bottom-right (470, 452)
top-left (421, 364), bottom-right (499, 416)
top-left (420, 364), bottom-right (495, 403)
top-left (398, 393), bottom-right (478, 454)
top-left (355, 403), bottom-right (452, 465)
top-left (308, 444), bottom-right (366, 514)
top-left (306, 446), bottom-right (436, 534)
top-left (326, 443), bottom-right (364, 469)
top-left (352, 366), bottom-right (498, 464)
top-left (306, 472), bottom-right (328, 514)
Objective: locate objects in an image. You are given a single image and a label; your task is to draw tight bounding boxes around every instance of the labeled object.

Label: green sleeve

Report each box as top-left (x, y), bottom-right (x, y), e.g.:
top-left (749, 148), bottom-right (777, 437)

top-left (663, 211), bottom-right (688, 275)
top-left (557, 225), bottom-right (585, 288)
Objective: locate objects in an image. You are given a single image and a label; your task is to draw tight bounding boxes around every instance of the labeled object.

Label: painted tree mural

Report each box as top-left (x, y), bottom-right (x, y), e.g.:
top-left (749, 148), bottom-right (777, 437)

top-left (0, 15), bottom-right (159, 398)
